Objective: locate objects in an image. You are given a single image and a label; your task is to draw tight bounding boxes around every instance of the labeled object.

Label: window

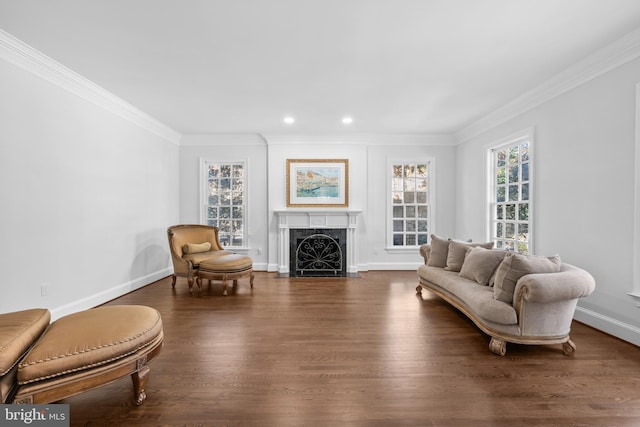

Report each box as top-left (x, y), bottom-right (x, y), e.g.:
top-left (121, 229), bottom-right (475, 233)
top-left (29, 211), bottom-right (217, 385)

top-left (488, 131), bottom-right (532, 254)
top-left (201, 161), bottom-right (247, 248)
top-left (389, 160), bottom-right (433, 248)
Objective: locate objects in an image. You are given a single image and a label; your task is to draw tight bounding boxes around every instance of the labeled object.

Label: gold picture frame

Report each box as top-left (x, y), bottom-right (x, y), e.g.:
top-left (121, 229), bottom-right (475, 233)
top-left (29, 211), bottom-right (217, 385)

top-left (286, 159), bottom-right (349, 207)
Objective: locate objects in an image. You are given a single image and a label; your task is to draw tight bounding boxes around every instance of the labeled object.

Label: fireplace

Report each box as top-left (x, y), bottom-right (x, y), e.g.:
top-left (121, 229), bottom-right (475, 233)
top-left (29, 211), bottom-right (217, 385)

top-left (290, 229), bottom-right (346, 277)
top-left (274, 210), bottom-right (361, 276)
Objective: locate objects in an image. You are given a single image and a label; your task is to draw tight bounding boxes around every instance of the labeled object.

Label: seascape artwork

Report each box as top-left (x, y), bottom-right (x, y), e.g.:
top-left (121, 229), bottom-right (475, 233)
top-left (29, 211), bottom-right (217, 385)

top-left (295, 167), bottom-right (340, 198)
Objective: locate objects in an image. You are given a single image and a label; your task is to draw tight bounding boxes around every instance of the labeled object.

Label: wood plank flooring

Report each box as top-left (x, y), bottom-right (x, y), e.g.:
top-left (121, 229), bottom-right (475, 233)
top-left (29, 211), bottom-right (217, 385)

top-left (63, 271), bottom-right (640, 426)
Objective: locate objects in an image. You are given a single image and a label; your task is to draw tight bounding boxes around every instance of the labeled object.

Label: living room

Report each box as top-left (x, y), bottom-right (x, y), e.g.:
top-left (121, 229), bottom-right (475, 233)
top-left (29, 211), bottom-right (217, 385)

top-left (1, 1), bottom-right (640, 424)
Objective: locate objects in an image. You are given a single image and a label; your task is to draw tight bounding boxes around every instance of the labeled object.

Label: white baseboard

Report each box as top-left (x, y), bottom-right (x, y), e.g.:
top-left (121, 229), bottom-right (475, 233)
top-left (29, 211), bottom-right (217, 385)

top-left (364, 262), bottom-right (422, 271)
top-left (50, 267), bottom-right (172, 321)
top-left (574, 306), bottom-right (640, 347)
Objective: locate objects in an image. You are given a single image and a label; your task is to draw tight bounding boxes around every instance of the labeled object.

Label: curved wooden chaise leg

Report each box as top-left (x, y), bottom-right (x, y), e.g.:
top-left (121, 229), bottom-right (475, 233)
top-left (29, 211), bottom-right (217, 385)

top-left (131, 364), bottom-right (150, 406)
top-left (170, 275), bottom-right (177, 288)
top-left (562, 338), bottom-right (576, 356)
top-left (489, 337), bottom-right (507, 356)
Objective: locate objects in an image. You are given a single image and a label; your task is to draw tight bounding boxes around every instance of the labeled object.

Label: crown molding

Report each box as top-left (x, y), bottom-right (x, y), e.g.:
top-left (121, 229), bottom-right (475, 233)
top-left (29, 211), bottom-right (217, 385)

top-left (0, 29), bottom-right (182, 145)
top-left (180, 133), bottom-right (267, 146)
top-left (456, 26), bottom-right (640, 143)
top-left (260, 133), bottom-right (455, 146)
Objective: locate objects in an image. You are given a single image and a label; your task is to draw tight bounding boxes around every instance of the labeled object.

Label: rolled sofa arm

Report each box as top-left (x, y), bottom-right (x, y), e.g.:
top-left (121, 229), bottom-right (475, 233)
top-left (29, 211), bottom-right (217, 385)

top-left (419, 244), bottom-right (431, 265)
top-left (514, 263), bottom-right (596, 305)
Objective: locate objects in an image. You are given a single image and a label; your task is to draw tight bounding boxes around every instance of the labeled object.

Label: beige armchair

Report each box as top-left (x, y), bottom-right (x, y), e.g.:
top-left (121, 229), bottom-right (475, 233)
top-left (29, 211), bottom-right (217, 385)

top-left (167, 224), bottom-right (232, 292)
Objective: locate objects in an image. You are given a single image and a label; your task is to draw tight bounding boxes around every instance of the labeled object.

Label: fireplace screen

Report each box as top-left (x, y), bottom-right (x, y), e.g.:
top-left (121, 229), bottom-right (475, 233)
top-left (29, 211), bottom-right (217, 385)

top-left (290, 229), bottom-right (347, 277)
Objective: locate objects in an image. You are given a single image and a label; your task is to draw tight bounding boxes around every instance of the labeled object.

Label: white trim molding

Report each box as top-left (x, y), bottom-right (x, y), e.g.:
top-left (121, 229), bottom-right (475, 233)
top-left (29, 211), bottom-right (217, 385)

top-left (574, 306), bottom-right (640, 347)
top-left (630, 83), bottom-right (640, 305)
top-left (457, 27), bottom-right (640, 143)
top-left (0, 29), bottom-right (182, 145)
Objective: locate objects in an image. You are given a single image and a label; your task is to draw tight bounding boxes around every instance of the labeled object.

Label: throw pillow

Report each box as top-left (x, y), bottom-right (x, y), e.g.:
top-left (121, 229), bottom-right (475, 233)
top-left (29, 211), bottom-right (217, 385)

top-left (459, 247), bottom-right (508, 286)
top-left (445, 240), bottom-right (495, 272)
top-left (493, 253), bottom-right (562, 303)
top-left (182, 242), bottom-right (212, 254)
top-left (426, 234), bottom-right (450, 268)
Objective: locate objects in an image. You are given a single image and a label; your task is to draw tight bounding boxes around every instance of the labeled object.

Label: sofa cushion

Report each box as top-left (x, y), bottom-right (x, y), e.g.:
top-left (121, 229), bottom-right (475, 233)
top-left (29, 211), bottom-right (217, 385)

top-left (0, 309), bottom-right (50, 377)
top-left (459, 247), bottom-right (507, 286)
top-left (493, 253), bottom-right (562, 303)
top-left (426, 234), bottom-right (450, 268)
top-left (182, 242), bottom-right (212, 254)
top-left (445, 240), bottom-right (494, 272)
top-left (418, 266), bottom-right (517, 325)
top-left (18, 305), bottom-right (163, 385)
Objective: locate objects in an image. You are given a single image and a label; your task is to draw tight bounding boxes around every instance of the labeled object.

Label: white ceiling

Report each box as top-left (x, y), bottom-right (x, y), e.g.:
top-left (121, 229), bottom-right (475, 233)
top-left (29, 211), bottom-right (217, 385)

top-left (2, 0), bottom-right (640, 135)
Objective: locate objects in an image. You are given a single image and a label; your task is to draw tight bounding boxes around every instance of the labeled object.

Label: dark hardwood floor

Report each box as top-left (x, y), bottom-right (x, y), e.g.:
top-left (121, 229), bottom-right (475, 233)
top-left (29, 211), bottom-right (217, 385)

top-left (63, 271), bottom-right (640, 426)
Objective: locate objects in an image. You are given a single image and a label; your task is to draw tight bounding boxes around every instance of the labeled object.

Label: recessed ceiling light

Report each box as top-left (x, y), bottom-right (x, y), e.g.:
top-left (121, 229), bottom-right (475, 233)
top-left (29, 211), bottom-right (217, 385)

top-left (342, 116), bottom-right (353, 125)
top-left (283, 116), bottom-right (295, 125)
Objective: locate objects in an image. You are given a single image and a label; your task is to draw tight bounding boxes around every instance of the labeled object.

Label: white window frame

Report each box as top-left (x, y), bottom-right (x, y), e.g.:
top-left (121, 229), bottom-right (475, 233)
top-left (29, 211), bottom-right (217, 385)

top-left (631, 84), bottom-right (640, 302)
top-left (485, 128), bottom-right (534, 254)
top-left (200, 158), bottom-right (249, 251)
top-left (386, 157), bottom-right (436, 252)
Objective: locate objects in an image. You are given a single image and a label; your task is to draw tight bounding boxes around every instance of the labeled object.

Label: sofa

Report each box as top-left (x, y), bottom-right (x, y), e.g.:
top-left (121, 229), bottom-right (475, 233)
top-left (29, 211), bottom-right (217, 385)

top-left (416, 235), bottom-right (595, 356)
top-left (1, 305), bottom-right (163, 405)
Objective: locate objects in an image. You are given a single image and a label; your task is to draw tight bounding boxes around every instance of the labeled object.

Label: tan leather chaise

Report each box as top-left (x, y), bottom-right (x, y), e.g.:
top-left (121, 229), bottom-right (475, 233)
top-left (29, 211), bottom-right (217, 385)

top-left (167, 224), bottom-right (254, 295)
top-left (1, 305), bottom-right (163, 405)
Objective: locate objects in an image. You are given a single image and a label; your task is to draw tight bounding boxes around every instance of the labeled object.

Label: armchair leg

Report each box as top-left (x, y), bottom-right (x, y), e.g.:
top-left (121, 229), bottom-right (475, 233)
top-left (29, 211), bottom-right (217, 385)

top-left (170, 275), bottom-right (177, 288)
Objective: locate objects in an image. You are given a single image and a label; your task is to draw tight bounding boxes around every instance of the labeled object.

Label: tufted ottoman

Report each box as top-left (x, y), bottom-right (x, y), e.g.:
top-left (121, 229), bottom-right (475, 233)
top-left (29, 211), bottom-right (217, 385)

top-left (196, 254), bottom-right (254, 295)
top-left (10, 305), bottom-right (163, 405)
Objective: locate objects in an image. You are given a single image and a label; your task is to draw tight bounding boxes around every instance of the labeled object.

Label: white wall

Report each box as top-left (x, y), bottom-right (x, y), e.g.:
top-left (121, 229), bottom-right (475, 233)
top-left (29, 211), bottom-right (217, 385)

top-left (179, 134), bottom-right (269, 270)
top-left (455, 56), bottom-right (640, 345)
top-left (0, 56), bottom-right (179, 319)
top-left (178, 134), bottom-right (456, 272)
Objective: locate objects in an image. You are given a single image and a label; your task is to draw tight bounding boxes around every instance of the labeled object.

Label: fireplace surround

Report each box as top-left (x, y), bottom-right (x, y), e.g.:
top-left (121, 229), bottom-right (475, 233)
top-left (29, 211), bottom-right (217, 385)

top-left (274, 210), bottom-right (361, 276)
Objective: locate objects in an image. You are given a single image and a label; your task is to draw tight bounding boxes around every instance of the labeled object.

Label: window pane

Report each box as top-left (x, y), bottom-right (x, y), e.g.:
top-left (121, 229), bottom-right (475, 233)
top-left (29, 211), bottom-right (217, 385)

top-left (509, 165), bottom-right (519, 183)
top-left (416, 164), bottom-right (427, 177)
top-left (520, 143), bottom-right (529, 162)
top-left (509, 185), bottom-right (519, 201)
top-left (393, 165), bottom-right (403, 178)
top-left (506, 204), bottom-right (515, 220)
top-left (497, 186), bottom-right (505, 202)
top-left (207, 206), bottom-right (217, 218)
top-left (497, 168), bottom-right (506, 185)
top-left (233, 164), bottom-right (243, 177)
top-left (522, 163), bottom-right (529, 182)
top-left (519, 223), bottom-right (529, 241)
top-left (406, 235), bottom-right (416, 246)
top-left (232, 178), bottom-right (243, 190)
top-left (393, 220), bottom-right (403, 232)
top-left (497, 150), bottom-right (506, 167)
top-left (404, 179), bottom-right (416, 191)
top-left (518, 203), bottom-right (529, 221)
top-left (393, 234), bottom-right (403, 246)
top-left (221, 178), bottom-right (231, 190)
top-left (209, 180), bottom-right (219, 192)
top-left (496, 223), bottom-right (503, 238)
top-left (220, 193), bottom-right (231, 205)
top-left (418, 234), bottom-right (428, 245)
top-left (406, 221), bottom-right (416, 232)
top-left (232, 192), bottom-right (243, 205)
top-left (404, 164), bottom-right (415, 177)
top-left (416, 178), bottom-right (427, 191)
top-left (416, 191), bottom-right (427, 203)
top-left (232, 206), bottom-right (243, 219)
top-left (518, 242), bottom-right (529, 254)
top-left (393, 206), bottom-right (403, 218)
top-left (404, 192), bottom-right (415, 203)
top-left (417, 220), bottom-right (428, 232)
top-left (417, 206), bottom-right (428, 217)
top-left (392, 178), bottom-right (403, 191)
top-left (208, 165), bottom-right (219, 178)
top-left (509, 146), bottom-right (519, 164)
top-left (208, 195), bottom-right (219, 205)
top-left (522, 183), bottom-right (529, 201)
top-left (406, 206), bottom-right (416, 218)
top-left (506, 223), bottom-right (515, 239)
top-left (220, 165), bottom-right (231, 177)
top-left (496, 205), bottom-right (503, 220)
top-left (393, 192), bottom-right (403, 203)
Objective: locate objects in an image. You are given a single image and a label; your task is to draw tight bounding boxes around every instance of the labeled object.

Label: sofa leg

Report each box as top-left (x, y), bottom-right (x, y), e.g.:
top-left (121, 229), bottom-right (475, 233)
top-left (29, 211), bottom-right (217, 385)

top-left (489, 337), bottom-right (506, 356)
top-left (416, 285), bottom-right (423, 294)
top-left (131, 365), bottom-right (150, 406)
top-left (170, 275), bottom-right (177, 288)
top-left (562, 338), bottom-right (576, 356)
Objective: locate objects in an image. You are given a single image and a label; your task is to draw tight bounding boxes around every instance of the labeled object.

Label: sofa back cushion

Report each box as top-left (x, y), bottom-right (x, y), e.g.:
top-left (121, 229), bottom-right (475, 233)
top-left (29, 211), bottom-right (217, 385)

top-left (445, 240), bottom-right (494, 272)
top-left (493, 253), bottom-right (562, 303)
top-left (459, 247), bottom-right (508, 286)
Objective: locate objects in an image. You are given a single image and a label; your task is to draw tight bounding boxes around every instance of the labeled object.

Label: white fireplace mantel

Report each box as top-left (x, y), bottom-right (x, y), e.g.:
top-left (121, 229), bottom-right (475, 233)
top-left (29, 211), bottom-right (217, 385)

top-left (274, 210), bottom-right (362, 275)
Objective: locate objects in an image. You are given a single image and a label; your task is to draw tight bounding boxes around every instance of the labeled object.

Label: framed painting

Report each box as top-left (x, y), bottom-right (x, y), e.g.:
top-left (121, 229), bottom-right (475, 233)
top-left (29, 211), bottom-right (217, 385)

top-left (286, 159), bottom-right (349, 207)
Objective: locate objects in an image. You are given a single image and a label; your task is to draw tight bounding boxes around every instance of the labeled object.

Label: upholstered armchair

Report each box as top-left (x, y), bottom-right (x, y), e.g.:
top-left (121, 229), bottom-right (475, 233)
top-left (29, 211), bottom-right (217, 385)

top-left (166, 224), bottom-right (231, 292)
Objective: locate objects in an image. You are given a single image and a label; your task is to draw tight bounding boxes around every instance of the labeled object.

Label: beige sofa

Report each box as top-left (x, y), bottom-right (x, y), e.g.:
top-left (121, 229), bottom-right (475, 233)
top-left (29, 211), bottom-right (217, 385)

top-left (416, 236), bottom-right (595, 356)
